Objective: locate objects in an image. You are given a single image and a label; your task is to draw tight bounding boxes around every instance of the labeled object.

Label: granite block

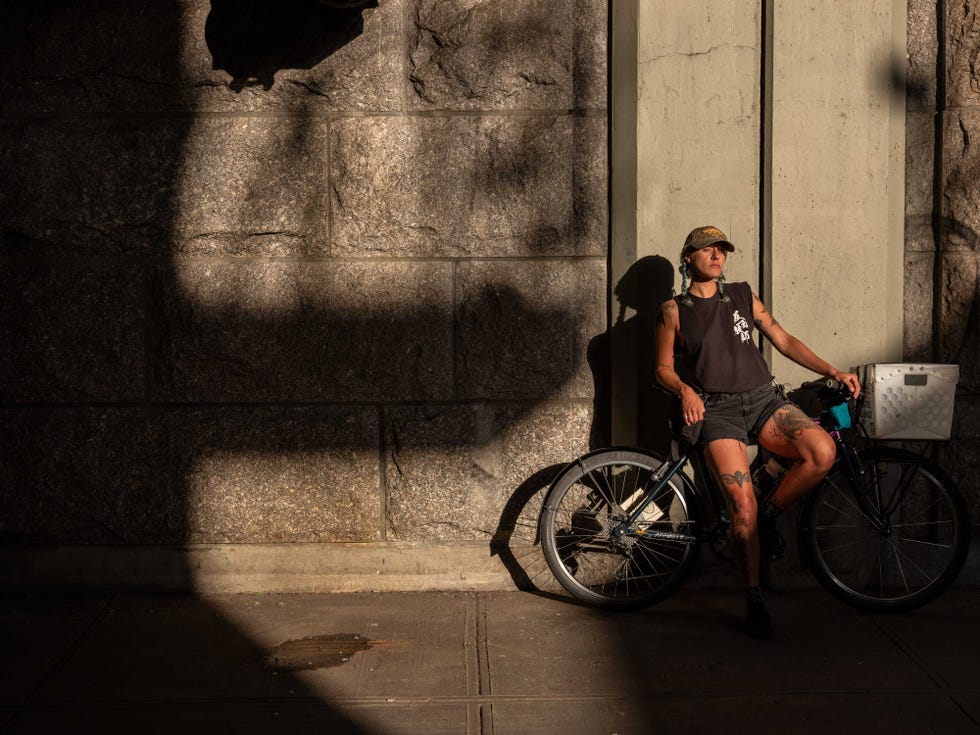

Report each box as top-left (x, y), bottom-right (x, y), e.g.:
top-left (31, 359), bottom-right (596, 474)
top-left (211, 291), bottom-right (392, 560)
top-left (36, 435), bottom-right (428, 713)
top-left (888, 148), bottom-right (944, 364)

top-left (0, 0), bottom-right (402, 113)
top-left (0, 1), bottom-right (188, 113)
top-left (0, 408), bottom-right (178, 544)
top-left (455, 259), bottom-right (605, 400)
top-left (572, 0), bottom-right (609, 110)
top-left (170, 117), bottom-right (330, 256)
top-left (947, 0), bottom-right (980, 110)
top-left (906, 110), bottom-right (936, 222)
top-left (939, 253), bottom-right (978, 375)
top-left (906, 215), bottom-right (936, 255)
top-left (0, 259), bottom-right (145, 401)
top-left (172, 406), bottom-right (381, 543)
top-left (408, 0), bottom-right (606, 111)
top-left (573, 116), bottom-right (609, 254)
top-left (384, 402), bottom-right (592, 541)
top-left (943, 111), bottom-right (980, 252)
top-left (0, 119), bottom-right (186, 257)
top-left (0, 406), bottom-right (381, 544)
top-left (903, 252), bottom-right (935, 362)
top-left (949, 396), bottom-right (980, 526)
top-left (153, 260), bottom-right (453, 401)
top-left (331, 115), bottom-right (605, 257)
top-left (907, 0), bottom-right (938, 111)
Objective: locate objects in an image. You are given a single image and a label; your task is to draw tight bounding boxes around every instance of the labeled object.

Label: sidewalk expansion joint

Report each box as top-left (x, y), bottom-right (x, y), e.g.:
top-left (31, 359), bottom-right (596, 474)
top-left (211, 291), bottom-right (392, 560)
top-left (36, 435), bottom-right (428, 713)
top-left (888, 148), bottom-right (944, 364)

top-left (8, 688), bottom-right (979, 709)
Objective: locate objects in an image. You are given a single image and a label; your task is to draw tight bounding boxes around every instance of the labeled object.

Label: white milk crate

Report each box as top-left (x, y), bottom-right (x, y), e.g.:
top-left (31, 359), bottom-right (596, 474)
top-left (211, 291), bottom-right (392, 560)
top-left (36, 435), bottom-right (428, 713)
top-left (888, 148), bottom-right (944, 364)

top-left (855, 363), bottom-right (959, 440)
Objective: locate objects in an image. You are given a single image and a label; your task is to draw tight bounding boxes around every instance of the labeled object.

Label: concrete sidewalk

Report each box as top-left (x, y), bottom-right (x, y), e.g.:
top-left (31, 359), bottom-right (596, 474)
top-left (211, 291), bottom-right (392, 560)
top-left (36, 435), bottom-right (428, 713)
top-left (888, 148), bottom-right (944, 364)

top-left (2, 585), bottom-right (979, 734)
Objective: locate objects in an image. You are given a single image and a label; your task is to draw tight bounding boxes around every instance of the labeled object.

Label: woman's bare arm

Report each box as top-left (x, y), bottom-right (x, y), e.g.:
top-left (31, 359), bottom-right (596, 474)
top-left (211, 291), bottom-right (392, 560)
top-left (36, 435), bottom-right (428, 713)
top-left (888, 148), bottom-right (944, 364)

top-left (752, 294), bottom-right (861, 397)
top-left (656, 299), bottom-right (706, 424)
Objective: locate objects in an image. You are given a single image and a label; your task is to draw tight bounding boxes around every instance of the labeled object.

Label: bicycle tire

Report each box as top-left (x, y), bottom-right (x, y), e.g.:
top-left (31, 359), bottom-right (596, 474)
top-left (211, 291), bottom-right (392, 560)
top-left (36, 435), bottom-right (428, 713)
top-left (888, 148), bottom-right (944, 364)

top-left (538, 448), bottom-right (702, 610)
top-left (801, 448), bottom-right (969, 613)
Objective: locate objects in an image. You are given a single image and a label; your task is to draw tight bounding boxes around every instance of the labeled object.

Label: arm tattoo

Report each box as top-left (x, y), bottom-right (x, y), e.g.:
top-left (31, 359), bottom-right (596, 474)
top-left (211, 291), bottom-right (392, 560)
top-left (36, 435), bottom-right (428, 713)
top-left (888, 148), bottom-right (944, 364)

top-left (769, 405), bottom-right (813, 441)
top-left (720, 470), bottom-right (751, 488)
top-left (754, 306), bottom-right (780, 331)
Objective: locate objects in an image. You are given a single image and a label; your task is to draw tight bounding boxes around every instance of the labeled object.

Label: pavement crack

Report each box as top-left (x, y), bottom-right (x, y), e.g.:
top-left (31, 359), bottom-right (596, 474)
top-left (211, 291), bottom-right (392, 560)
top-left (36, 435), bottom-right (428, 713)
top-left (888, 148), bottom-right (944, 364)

top-left (866, 616), bottom-right (950, 689)
top-left (476, 595), bottom-right (494, 735)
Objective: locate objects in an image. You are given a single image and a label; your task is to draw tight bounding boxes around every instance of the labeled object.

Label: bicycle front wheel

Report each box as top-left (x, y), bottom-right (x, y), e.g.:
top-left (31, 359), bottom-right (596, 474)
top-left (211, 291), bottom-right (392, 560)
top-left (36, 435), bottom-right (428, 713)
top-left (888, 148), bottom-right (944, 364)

top-left (538, 448), bottom-right (702, 610)
top-left (802, 448), bottom-right (970, 612)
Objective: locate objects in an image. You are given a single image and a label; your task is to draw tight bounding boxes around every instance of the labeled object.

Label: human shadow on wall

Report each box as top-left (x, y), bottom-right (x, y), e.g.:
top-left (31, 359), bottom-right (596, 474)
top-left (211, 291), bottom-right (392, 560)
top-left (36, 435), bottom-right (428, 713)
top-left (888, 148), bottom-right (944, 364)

top-left (491, 256), bottom-right (679, 593)
top-left (206, 0), bottom-right (378, 90)
top-left (589, 255), bottom-right (677, 453)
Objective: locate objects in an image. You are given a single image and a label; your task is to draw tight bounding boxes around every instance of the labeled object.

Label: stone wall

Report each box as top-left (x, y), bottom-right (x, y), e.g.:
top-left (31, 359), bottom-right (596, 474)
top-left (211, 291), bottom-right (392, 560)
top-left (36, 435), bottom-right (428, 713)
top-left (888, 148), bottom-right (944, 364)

top-left (906, 0), bottom-right (980, 525)
top-left (0, 0), bottom-right (607, 572)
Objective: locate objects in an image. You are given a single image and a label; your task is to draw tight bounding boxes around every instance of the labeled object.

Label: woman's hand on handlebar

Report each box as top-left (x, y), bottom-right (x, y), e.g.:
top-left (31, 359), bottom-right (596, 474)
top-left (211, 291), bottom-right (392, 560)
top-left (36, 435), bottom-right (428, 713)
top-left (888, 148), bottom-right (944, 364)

top-left (827, 369), bottom-right (862, 399)
top-left (679, 385), bottom-right (705, 425)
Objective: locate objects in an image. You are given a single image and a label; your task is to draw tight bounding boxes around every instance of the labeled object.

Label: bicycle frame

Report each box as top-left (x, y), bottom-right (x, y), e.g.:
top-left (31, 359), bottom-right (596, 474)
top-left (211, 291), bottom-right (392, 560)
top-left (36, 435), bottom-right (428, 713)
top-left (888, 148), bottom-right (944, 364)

top-left (615, 424), bottom-right (888, 547)
top-left (610, 444), bottom-right (711, 545)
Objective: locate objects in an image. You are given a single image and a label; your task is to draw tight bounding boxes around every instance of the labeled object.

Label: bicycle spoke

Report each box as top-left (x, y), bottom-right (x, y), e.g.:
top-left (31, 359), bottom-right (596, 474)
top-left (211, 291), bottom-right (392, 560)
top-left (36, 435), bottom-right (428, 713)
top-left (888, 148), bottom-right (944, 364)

top-left (892, 536), bottom-right (953, 549)
top-left (814, 537), bottom-right (866, 556)
top-left (889, 538), bottom-right (911, 594)
top-left (823, 477), bottom-right (867, 517)
top-left (880, 462), bottom-right (918, 518)
top-left (583, 466), bottom-right (618, 511)
top-left (890, 541), bottom-right (934, 582)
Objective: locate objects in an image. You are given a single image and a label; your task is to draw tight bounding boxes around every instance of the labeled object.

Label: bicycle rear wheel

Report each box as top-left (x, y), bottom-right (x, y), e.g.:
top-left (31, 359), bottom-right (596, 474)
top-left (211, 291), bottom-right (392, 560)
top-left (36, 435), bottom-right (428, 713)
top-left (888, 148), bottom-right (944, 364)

top-left (802, 448), bottom-right (969, 612)
top-left (538, 448), bottom-right (702, 610)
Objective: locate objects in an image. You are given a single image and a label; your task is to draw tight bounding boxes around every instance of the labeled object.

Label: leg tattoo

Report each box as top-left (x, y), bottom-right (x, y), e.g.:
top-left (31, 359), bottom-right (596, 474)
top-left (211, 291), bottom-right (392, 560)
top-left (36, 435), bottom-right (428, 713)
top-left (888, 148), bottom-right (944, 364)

top-left (769, 405), bottom-right (813, 441)
top-left (720, 470), bottom-right (751, 488)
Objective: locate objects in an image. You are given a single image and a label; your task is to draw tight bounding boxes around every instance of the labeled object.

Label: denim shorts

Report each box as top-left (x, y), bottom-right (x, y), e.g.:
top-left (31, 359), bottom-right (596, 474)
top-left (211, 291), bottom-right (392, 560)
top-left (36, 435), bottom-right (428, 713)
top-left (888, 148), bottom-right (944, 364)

top-left (680, 382), bottom-right (791, 446)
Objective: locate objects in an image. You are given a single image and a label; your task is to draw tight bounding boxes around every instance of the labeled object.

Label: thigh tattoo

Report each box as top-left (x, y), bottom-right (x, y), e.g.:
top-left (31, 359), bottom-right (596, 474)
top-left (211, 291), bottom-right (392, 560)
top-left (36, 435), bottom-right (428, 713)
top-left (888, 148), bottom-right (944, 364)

top-left (769, 405), bottom-right (813, 441)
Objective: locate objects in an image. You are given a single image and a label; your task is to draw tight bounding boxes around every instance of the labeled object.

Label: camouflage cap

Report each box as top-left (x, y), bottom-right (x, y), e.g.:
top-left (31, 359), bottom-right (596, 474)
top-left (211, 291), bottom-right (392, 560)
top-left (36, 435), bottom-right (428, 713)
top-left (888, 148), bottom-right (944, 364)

top-left (682, 226), bottom-right (735, 254)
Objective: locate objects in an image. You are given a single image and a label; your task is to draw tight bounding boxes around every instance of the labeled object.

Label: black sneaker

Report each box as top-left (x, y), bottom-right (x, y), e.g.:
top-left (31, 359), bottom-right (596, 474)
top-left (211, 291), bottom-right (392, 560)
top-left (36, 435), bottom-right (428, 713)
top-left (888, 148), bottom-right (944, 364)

top-left (743, 602), bottom-right (774, 640)
top-left (758, 514), bottom-right (786, 561)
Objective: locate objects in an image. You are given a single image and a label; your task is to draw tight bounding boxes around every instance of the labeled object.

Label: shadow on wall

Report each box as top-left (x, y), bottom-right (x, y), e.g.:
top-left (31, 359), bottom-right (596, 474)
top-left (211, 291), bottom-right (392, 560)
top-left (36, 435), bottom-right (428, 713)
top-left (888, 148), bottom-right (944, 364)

top-left (0, 0), bottom-right (595, 730)
top-left (589, 255), bottom-right (678, 453)
top-left (0, 0), bottom-right (592, 544)
top-left (206, 0), bottom-right (377, 89)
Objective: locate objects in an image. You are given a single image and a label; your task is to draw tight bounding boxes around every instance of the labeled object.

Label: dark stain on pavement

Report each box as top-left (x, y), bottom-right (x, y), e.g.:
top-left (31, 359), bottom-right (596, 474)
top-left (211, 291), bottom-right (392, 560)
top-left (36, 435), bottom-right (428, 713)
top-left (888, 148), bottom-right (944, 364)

top-left (266, 633), bottom-right (374, 671)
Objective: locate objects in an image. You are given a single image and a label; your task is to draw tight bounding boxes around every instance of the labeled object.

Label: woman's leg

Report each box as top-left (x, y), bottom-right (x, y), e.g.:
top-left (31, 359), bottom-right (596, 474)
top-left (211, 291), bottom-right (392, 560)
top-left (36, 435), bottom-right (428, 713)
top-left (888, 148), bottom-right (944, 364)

top-left (703, 438), bottom-right (759, 587)
top-left (758, 404), bottom-right (837, 509)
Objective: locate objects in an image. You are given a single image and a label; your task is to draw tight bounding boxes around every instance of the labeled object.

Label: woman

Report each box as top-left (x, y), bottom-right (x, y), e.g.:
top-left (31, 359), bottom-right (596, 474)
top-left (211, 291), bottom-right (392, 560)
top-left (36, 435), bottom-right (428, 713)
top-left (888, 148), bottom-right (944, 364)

top-left (655, 226), bottom-right (861, 639)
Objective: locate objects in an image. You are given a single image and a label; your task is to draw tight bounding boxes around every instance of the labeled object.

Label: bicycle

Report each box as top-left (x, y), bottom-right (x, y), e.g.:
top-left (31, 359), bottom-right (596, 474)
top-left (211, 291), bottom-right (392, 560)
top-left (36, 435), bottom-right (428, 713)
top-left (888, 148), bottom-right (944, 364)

top-left (538, 379), bottom-right (970, 613)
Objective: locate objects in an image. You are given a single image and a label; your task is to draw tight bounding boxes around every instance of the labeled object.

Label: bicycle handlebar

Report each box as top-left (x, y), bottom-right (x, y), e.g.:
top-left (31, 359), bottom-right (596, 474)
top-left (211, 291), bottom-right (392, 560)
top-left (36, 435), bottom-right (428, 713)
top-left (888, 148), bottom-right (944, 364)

top-left (799, 378), bottom-right (853, 401)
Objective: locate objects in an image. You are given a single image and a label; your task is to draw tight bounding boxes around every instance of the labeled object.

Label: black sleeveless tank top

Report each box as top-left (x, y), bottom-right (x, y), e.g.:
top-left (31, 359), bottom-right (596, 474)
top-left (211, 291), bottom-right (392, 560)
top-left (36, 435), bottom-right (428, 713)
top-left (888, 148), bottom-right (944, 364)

top-left (677, 281), bottom-right (772, 393)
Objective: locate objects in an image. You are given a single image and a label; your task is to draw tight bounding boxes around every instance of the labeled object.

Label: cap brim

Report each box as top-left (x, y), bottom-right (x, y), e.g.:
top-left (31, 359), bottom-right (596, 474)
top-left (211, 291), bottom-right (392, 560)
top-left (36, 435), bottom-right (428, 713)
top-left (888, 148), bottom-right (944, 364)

top-left (685, 239), bottom-right (735, 253)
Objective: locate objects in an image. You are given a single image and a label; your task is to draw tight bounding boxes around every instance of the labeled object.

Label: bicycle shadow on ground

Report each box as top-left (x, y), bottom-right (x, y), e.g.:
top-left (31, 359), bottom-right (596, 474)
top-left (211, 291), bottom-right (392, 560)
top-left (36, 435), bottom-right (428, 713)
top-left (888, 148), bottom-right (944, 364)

top-left (490, 463), bottom-right (570, 599)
